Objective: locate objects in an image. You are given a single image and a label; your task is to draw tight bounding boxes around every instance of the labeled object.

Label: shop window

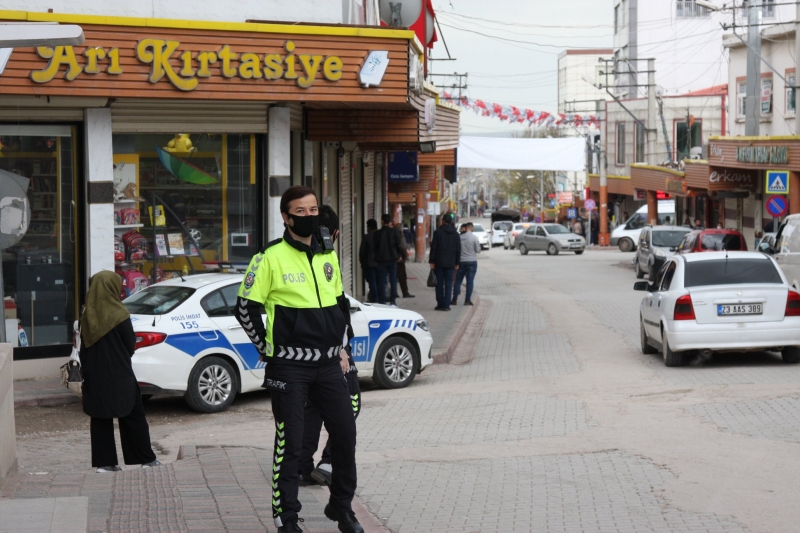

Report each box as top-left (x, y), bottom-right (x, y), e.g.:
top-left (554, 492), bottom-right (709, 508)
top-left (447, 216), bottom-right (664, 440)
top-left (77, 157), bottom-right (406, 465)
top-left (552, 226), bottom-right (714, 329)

top-left (787, 74), bottom-right (796, 114)
top-left (112, 133), bottom-right (258, 285)
top-left (761, 78), bottom-right (773, 116)
top-left (634, 122), bottom-right (646, 163)
top-left (763, 0), bottom-right (775, 18)
top-left (0, 126), bottom-right (78, 348)
top-left (737, 82), bottom-right (747, 118)
top-left (677, 0), bottom-right (710, 17)
top-left (615, 122), bottom-right (626, 165)
top-left (675, 120), bottom-right (702, 161)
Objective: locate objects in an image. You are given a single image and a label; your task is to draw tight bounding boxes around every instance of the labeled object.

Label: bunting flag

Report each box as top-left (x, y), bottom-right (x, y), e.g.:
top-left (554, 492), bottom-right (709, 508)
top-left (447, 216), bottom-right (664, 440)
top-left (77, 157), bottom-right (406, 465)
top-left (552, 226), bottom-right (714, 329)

top-left (441, 92), bottom-right (599, 129)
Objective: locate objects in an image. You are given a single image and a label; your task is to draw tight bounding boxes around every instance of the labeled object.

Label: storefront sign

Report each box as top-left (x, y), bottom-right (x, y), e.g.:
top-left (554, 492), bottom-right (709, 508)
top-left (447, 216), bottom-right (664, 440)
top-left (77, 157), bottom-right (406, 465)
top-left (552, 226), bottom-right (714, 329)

top-left (359, 50), bottom-right (390, 87)
top-left (557, 192), bottom-right (573, 206)
top-left (765, 170), bottom-right (790, 195)
top-left (387, 151), bottom-right (419, 182)
top-left (30, 40), bottom-right (344, 91)
top-left (665, 177), bottom-right (686, 195)
top-left (708, 168), bottom-right (758, 190)
top-left (633, 188), bottom-right (646, 201)
top-left (736, 145), bottom-right (789, 165)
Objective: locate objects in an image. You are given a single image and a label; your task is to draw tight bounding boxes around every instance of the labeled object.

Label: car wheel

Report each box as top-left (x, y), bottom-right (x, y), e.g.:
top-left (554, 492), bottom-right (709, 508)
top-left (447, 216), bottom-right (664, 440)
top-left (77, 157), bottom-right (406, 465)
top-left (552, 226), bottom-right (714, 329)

top-left (547, 243), bottom-right (559, 256)
top-left (574, 250), bottom-right (584, 255)
top-left (373, 337), bottom-right (418, 389)
top-left (661, 330), bottom-right (683, 367)
top-left (641, 319), bottom-right (656, 354)
top-left (619, 238), bottom-right (634, 252)
top-left (781, 346), bottom-right (800, 364)
top-left (184, 356), bottom-right (238, 413)
top-left (519, 243), bottom-right (529, 255)
top-left (635, 260), bottom-right (644, 279)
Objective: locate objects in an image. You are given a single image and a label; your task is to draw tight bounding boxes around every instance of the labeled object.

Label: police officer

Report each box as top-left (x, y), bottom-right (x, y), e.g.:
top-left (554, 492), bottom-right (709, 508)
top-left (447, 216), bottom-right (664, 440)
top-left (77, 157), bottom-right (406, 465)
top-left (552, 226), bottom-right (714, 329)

top-left (299, 205), bottom-right (361, 487)
top-left (235, 186), bottom-right (362, 533)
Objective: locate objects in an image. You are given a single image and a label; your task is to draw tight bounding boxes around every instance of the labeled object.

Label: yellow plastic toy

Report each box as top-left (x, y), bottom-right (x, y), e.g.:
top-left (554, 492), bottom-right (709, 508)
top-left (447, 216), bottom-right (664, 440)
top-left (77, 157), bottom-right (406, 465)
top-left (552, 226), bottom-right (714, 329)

top-left (163, 133), bottom-right (194, 153)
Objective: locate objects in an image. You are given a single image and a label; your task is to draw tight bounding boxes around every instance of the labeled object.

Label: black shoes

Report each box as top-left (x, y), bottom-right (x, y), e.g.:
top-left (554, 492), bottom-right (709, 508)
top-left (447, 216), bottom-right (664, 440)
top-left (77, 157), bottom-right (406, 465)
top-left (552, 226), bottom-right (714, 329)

top-left (464, 300), bottom-right (474, 306)
top-left (435, 306), bottom-right (451, 311)
top-left (324, 504), bottom-right (364, 533)
top-left (451, 298), bottom-right (457, 305)
top-left (310, 465), bottom-right (332, 486)
top-left (403, 294), bottom-right (415, 298)
top-left (298, 472), bottom-right (320, 486)
top-left (277, 517), bottom-right (304, 533)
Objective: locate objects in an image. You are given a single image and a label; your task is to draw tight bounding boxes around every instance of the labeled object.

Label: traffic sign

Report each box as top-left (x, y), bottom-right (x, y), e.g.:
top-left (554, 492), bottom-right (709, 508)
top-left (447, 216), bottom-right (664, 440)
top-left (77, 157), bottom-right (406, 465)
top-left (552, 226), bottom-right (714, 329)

top-left (550, 199), bottom-right (556, 207)
top-left (766, 170), bottom-right (790, 195)
top-left (766, 195), bottom-right (789, 217)
top-left (584, 199), bottom-right (596, 210)
top-left (567, 208), bottom-right (577, 219)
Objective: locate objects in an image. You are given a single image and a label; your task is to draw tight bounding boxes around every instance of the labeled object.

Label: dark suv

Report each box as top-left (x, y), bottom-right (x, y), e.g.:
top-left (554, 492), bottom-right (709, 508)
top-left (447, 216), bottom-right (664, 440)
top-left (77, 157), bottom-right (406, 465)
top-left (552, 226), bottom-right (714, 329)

top-left (676, 229), bottom-right (748, 254)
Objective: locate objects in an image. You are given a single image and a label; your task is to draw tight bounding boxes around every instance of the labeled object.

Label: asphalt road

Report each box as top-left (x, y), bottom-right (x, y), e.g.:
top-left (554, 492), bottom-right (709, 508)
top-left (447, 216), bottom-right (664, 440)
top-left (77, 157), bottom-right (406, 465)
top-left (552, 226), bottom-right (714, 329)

top-left (13, 233), bottom-right (800, 532)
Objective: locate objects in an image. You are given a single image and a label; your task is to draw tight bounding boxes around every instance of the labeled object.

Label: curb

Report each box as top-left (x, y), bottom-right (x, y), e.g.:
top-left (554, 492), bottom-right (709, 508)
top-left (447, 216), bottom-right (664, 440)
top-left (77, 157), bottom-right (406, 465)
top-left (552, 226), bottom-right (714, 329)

top-left (176, 445), bottom-right (196, 461)
top-left (432, 294), bottom-right (481, 365)
top-left (14, 393), bottom-right (81, 409)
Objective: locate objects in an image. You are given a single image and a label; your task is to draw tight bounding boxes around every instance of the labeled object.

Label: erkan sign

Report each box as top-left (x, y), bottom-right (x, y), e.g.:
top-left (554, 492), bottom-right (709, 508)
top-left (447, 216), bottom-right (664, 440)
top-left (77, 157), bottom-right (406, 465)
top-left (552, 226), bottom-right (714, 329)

top-left (387, 151), bottom-right (419, 182)
top-left (31, 40), bottom-right (344, 90)
top-left (708, 168), bottom-right (758, 191)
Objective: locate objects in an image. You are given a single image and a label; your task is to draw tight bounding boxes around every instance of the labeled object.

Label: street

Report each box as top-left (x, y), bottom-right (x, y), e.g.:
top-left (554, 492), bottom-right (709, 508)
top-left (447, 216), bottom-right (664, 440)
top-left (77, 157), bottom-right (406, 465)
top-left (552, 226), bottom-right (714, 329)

top-left (11, 239), bottom-right (800, 532)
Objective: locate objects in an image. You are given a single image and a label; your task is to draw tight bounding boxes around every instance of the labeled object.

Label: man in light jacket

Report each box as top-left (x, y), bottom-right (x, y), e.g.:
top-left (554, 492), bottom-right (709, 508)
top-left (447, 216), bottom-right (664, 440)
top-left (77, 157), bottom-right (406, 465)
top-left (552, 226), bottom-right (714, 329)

top-left (452, 222), bottom-right (480, 306)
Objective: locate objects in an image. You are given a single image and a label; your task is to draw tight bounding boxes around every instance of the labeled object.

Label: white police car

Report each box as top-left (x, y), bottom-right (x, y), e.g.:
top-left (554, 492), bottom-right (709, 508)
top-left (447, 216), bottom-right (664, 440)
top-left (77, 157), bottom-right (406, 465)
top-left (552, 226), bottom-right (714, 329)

top-left (124, 273), bottom-right (433, 413)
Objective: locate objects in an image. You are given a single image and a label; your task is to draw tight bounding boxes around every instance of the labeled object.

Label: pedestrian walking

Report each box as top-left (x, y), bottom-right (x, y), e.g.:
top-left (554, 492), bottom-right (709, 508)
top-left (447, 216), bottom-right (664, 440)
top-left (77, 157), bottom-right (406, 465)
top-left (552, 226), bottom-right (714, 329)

top-left (359, 219), bottom-right (379, 302)
top-left (403, 224), bottom-right (414, 247)
top-left (694, 218), bottom-right (704, 229)
top-left (235, 186), bottom-right (362, 533)
top-left (452, 222), bottom-right (480, 306)
top-left (430, 213), bottom-right (461, 311)
top-left (374, 214), bottom-right (404, 306)
top-left (298, 206), bottom-right (361, 491)
top-left (80, 270), bottom-right (160, 473)
top-left (393, 216), bottom-right (414, 298)
top-left (590, 215), bottom-right (599, 245)
top-left (573, 218), bottom-right (583, 235)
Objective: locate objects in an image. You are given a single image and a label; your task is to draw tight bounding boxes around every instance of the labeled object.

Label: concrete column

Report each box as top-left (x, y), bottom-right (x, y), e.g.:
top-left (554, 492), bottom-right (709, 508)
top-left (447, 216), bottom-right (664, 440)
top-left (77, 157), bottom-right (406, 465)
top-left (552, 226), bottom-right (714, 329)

top-left (790, 171), bottom-right (800, 214)
top-left (268, 107), bottom-right (291, 241)
top-left (646, 190), bottom-right (658, 225)
top-left (84, 108), bottom-right (114, 277)
top-left (415, 195), bottom-right (425, 262)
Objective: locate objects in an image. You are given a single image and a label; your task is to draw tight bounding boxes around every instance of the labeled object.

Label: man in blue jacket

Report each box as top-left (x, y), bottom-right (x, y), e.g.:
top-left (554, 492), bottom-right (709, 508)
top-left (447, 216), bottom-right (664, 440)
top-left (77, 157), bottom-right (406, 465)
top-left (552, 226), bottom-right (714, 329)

top-left (429, 213), bottom-right (461, 311)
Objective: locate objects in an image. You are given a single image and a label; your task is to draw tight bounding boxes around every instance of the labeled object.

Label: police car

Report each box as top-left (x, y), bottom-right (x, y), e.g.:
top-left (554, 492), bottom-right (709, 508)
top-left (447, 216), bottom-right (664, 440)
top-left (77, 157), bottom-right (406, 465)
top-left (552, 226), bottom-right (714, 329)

top-left (124, 273), bottom-right (434, 413)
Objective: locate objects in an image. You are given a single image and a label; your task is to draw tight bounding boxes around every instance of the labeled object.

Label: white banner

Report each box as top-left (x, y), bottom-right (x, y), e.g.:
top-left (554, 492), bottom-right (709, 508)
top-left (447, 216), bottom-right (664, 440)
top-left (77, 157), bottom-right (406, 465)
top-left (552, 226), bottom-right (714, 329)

top-left (458, 137), bottom-right (586, 172)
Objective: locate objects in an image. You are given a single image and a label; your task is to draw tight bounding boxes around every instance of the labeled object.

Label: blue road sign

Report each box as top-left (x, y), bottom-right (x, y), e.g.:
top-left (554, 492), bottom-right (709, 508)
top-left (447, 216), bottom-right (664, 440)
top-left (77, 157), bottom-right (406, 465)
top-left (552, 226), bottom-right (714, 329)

top-left (567, 208), bottom-right (577, 219)
top-left (585, 199), bottom-right (596, 210)
top-left (766, 170), bottom-right (789, 195)
top-left (766, 195), bottom-right (789, 217)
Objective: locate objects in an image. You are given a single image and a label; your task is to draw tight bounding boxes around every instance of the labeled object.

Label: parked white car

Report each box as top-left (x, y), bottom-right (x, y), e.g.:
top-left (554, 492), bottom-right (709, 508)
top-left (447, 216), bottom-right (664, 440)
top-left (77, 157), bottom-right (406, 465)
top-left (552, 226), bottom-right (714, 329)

top-left (457, 223), bottom-right (490, 250)
top-left (611, 200), bottom-right (676, 252)
top-left (491, 220), bottom-right (513, 247)
top-left (768, 214), bottom-right (800, 290)
top-left (634, 251), bottom-right (800, 366)
top-left (125, 274), bottom-right (434, 412)
top-left (503, 223), bottom-right (531, 250)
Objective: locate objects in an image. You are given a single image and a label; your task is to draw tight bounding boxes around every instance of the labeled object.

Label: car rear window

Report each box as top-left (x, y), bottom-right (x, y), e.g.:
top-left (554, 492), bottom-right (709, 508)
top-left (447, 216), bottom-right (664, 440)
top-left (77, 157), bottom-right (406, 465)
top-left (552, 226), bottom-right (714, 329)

top-left (124, 286), bottom-right (196, 315)
top-left (652, 230), bottom-right (689, 247)
top-left (684, 259), bottom-right (783, 287)
top-left (472, 224), bottom-right (486, 232)
top-left (700, 233), bottom-right (745, 251)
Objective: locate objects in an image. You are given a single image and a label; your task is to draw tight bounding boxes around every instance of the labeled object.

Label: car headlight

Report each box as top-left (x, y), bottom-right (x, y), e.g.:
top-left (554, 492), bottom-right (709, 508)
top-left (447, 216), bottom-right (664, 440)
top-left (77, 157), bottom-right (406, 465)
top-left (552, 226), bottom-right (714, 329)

top-left (415, 319), bottom-right (429, 331)
top-left (654, 249), bottom-right (666, 258)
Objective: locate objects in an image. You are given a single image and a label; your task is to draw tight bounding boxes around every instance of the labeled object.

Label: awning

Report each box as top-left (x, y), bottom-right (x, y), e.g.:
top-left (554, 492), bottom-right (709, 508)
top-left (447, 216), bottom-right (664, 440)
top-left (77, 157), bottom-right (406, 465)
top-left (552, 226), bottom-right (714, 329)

top-left (458, 137), bottom-right (585, 171)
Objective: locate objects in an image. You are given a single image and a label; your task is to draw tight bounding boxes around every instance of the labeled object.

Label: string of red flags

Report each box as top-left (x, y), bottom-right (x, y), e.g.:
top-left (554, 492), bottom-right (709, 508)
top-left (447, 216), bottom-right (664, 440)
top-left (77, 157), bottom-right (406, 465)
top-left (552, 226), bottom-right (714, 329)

top-left (440, 92), bottom-right (600, 128)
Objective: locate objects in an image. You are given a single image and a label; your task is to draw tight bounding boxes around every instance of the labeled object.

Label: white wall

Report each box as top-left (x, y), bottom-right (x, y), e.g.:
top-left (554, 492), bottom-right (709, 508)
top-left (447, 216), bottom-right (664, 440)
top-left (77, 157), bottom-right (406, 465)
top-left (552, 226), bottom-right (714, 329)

top-left (727, 31), bottom-right (797, 137)
top-left (558, 52), bottom-right (614, 114)
top-left (0, 0), bottom-right (345, 24)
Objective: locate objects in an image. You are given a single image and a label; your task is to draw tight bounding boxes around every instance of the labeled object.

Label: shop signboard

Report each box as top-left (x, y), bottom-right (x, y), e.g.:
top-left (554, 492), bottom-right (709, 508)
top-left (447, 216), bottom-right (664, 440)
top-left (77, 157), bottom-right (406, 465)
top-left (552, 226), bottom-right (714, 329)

top-left (557, 191), bottom-right (573, 206)
top-left (387, 151), bottom-right (419, 182)
top-left (765, 170), bottom-right (790, 195)
top-left (707, 167), bottom-right (758, 191)
top-left (665, 177), bottom-right (686, 195)
top-left (633, 188), bottom-right (646, 201)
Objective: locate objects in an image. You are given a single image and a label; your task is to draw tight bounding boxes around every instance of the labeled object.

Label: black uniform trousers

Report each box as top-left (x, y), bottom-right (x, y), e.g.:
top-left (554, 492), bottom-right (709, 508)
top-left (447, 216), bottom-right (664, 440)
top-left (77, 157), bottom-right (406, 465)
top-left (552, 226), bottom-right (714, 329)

top-left (268, 361), bottom-right (357, 527)
top-left (90, 392), bottom-right (157, 467)
top-left (300, 369), bottom-right (361, 474)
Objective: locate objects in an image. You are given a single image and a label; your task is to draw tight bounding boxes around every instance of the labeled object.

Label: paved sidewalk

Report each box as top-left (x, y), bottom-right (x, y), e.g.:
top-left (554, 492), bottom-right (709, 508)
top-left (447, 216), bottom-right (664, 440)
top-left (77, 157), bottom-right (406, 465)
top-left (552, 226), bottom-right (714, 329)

top-left (1, 445), bottom-right (387, 533)
top-left (394, 262), bottom-right (479, 363)
top-left (13, 377), bottom-right (80, 409)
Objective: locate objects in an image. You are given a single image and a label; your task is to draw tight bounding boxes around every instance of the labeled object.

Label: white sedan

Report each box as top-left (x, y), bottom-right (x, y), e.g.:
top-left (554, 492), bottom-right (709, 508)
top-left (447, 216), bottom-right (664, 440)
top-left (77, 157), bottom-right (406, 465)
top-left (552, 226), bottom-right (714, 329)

top-left (635, 251), bottom-right (800, 366)
top-left (125, 273), bottom-right (434, 412)
top-left (503, 223), bottom-right (531, 250)
top-left (457, 223), bottom-right (490, 250)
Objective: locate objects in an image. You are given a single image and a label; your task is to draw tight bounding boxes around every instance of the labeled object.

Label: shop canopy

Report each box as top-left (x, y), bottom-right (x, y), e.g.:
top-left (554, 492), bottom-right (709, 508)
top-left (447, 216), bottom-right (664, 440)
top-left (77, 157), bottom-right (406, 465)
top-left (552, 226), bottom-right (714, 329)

top-left (458, 137), bottom-right (586, 172)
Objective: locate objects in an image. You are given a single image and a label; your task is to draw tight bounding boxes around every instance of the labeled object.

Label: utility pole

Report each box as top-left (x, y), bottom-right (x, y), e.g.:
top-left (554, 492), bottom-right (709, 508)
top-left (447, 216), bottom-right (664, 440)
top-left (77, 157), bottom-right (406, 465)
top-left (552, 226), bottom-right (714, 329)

top-left (598, 100), bottom-right (609, 245)
top-left (745, 0), bottom-right (762, 236)
top-left (646, 59), bottom-right (657, 165)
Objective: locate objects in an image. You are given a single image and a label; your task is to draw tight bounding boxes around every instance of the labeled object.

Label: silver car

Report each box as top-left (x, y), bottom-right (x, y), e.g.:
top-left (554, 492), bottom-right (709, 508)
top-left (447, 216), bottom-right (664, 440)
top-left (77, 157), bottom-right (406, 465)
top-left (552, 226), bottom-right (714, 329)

top-left (635, 225), bottom-right (691, 281)
top-left (515, 223), bottom-right (586, 255)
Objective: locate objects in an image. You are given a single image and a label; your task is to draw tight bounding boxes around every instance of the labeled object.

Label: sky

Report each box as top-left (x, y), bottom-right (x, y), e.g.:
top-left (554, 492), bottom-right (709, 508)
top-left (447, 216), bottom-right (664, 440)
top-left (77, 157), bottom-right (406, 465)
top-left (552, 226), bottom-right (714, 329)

top-left (431, 0), bottom-right (613, 136)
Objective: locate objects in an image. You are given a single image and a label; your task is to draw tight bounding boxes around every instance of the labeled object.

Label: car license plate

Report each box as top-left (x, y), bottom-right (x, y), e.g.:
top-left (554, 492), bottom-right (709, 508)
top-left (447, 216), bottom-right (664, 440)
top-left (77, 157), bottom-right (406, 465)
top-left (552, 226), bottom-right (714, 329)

top-left (570, 244), bottom-right (582, 248)
top-left (717, 304), bottom-right (762, 315)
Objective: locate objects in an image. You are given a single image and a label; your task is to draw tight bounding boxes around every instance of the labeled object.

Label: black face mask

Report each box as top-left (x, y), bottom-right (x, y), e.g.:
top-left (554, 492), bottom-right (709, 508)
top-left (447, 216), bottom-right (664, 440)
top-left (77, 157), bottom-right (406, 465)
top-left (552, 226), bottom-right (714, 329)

top-left (286, 213), bottom-right (319, 238)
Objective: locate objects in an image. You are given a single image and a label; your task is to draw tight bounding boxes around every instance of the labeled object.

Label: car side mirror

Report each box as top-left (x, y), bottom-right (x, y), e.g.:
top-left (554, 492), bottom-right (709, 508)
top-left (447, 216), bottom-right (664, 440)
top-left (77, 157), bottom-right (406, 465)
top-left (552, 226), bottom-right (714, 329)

top-left (758, 241), bottom-right (773, 254)
top-left (669, 246), bottom-right (677, 252)
top-left (633, 281), bottom-right (651, 291)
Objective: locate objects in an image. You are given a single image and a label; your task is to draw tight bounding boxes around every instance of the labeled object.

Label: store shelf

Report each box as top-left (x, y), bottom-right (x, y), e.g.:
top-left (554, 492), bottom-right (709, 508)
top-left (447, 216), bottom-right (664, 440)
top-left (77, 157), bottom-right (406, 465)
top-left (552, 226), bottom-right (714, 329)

top-left (115, 224), bottom-right (144, 229)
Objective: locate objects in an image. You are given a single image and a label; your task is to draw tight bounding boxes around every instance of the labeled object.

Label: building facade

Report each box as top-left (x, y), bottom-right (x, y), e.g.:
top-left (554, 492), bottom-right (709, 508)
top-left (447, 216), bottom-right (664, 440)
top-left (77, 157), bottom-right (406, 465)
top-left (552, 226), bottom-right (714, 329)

top-left (0, 7), bottom-right (459, 366)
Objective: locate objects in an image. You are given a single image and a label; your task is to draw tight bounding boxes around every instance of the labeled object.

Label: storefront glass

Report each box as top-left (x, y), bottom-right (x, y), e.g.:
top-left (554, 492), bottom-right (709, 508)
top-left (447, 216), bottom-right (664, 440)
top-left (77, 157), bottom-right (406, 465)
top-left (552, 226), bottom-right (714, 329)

top-left (112, 133), bottom-right (258, 292)
top-left (0, 126), bottom-right (77, 348)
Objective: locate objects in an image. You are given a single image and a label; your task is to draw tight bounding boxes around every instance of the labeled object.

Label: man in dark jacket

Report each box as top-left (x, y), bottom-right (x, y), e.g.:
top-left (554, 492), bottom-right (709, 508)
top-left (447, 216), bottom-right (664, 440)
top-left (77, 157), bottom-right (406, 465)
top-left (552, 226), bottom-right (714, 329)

top-left (429, 213), bottom-right (461, 311)
top-left (359, 219), bottom-right (379, 302)
top-left (374, 214), bottom-right (404, 306)
top-left (392, 216), bottom-right (414, 299)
